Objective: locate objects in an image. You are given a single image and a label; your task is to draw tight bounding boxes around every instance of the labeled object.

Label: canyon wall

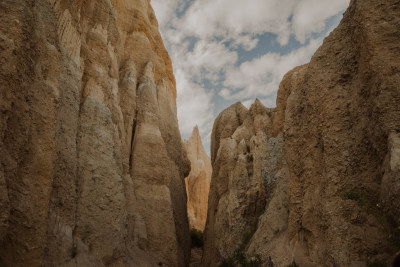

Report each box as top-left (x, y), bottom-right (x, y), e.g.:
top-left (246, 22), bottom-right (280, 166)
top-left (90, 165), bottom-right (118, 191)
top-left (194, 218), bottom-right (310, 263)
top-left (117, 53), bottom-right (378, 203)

top-left (183, 126), bottom-right (211, 231)
top-left (0, 0), bottom-right (191, 266)
top-left (203, 0), bottom-right (400, 266)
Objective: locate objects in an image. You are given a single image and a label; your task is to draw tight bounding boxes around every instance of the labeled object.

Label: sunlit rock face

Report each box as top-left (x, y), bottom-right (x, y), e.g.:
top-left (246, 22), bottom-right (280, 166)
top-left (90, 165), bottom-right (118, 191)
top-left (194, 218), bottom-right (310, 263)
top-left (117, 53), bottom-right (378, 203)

top-left (203, 0), bottom-right (400, 266)
top-left (183, 126), bottom-right (211, 231)
top-left (0, 0), bottom-right (191, 266)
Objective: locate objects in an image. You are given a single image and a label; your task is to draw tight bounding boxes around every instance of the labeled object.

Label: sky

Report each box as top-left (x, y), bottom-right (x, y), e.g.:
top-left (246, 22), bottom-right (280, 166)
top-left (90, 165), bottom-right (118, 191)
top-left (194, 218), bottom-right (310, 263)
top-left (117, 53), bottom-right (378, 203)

top-left (152, 0), bottom-right (350, 153)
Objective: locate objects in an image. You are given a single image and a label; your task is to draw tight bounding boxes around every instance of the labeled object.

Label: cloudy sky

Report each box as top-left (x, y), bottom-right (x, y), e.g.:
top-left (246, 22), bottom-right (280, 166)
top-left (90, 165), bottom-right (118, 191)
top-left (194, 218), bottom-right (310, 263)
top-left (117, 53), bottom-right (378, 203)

top-left (152, 0), bottom-right (350, 153)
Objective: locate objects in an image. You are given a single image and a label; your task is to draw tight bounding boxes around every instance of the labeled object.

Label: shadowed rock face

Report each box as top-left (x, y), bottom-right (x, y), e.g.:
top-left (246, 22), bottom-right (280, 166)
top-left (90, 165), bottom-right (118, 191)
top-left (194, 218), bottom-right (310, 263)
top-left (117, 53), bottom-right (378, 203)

top-left (203, 0), bottom-right (400, 266)
top-left (202, 100), bottom-right (277, 266)
top-left (183, 126), bottom-right (211, 231)
top-left (0, 0), bottom-right (190, 266)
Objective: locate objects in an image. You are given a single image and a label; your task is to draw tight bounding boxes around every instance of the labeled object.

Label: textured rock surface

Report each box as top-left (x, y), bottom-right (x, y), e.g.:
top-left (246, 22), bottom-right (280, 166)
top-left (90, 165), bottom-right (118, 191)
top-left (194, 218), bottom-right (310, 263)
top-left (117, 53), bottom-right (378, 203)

top-left (203, 100), bottom-right (273, 266)
top-left (183, 126), bottom-right (211, 231)
top-left (204, 0), bottom-right (400, 266)
top-left (0, 0), bottom-right (190, 266)
top-left (381, 132), bottom-right (400, 226)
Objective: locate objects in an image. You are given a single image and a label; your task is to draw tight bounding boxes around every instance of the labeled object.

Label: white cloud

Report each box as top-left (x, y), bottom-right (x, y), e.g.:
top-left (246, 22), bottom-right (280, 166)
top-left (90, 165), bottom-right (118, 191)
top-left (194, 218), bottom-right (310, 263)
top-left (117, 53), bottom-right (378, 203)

top-left (184, 40), bottom-right (238, 72)
top-left (222, 37), bottom-right (323, 102)
top-left (151, 0), bottom-right (180, 26)
top-left (175, 69), bottom-right (214, 149)
top-left (179, 0), bottom-right (294, 45)
top-left (151, 0), bottom-right (350, 153)
top-left (292, 0), bottom-right (350, 43)
top-left (177, 0), bottom-right (349, 46)
top-left (231, 35), bottom-right (259, 51)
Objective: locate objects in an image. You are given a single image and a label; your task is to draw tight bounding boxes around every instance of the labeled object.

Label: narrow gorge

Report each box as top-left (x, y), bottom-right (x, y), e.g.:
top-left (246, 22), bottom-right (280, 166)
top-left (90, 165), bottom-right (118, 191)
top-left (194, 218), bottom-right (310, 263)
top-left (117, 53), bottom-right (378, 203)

top-left (1, 0), bottom-right (399, 267)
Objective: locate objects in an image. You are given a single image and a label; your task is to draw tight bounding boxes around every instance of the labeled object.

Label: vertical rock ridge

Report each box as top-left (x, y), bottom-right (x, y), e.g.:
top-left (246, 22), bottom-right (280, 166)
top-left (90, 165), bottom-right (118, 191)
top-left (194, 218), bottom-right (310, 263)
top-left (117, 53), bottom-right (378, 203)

top-left (0, 0), bottom-right (190, 266)
top-left (203, 100), bottom-right (271, 266)
top-left (183, 126), bottom-right (212, 231)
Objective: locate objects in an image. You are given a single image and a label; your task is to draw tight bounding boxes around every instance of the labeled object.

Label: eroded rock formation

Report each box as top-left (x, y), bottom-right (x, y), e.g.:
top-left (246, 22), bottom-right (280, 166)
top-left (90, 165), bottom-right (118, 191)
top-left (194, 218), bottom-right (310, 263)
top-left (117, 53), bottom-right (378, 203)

top-left (203, 0), bottom-right (400, 266)
top-left (0, 0), bottom-right (190, 266)
top-left (183, 126), bottom-right (211, 231)
top-left (203, 100), bottom-right (292, 266)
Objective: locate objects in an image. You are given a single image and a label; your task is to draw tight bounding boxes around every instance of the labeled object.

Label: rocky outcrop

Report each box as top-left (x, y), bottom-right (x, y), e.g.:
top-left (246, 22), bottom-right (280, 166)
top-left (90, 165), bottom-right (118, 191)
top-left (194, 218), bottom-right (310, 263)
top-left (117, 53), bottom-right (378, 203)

top-left (183, 126), bottom-right (211, 231)
top-left (203, 0), bottom-right (400, 266)
top-left (203, 100), bottom-right (282, 266)
top-left (0, 0), bottom-right (190, 266)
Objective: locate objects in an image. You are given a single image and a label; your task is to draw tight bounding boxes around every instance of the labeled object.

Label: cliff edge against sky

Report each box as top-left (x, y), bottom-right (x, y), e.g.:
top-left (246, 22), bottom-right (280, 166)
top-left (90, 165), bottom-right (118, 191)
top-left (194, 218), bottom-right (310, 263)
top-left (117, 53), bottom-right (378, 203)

top-left (203, 0), bottom-right (400, 266)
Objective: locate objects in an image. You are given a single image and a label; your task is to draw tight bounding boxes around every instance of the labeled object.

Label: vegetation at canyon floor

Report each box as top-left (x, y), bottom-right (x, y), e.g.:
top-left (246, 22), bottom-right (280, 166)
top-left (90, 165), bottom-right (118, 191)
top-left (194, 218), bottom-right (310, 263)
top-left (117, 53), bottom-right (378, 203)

top-left (190, 228), bottom-right (204, 248)
top-left (218, 223), bottom-right (262, 267)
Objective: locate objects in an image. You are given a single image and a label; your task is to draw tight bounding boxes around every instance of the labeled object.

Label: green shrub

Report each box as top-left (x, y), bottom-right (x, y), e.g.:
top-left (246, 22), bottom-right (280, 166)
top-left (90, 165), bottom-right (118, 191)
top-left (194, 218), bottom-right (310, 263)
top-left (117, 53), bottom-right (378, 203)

top-left (342, 189), bottom-right (368, 206)
top-left (218, 250), bottom-right (261, 267)
top-left (218, 222), bottom-right (262, 267)
top-left (190, 228), bottom-right (204, 248)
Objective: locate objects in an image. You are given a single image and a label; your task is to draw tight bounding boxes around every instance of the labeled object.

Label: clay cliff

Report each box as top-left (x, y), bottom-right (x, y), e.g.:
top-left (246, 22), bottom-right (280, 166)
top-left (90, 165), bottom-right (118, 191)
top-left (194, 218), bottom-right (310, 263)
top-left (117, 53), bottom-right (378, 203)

top-left (0, 0), bottom-right (191, 266)
top-left (203, 0), bottom-right (400, 266)
top-left (183, 126), bottom-right (211, 231)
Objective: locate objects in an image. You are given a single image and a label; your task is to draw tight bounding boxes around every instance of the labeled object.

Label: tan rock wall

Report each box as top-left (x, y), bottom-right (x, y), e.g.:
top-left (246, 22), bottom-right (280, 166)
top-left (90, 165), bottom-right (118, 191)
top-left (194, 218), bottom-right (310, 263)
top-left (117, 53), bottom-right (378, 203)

top-left (281, 1), bottom-right (400, 265)
top-left (183, 126), bottom-right (211, 231)
top-left (203, 101), bottom-right (273, 266)
top-left (204, 0), bottom-right (400, 266)
top-left (0, 0), bottom-right (190, 266)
